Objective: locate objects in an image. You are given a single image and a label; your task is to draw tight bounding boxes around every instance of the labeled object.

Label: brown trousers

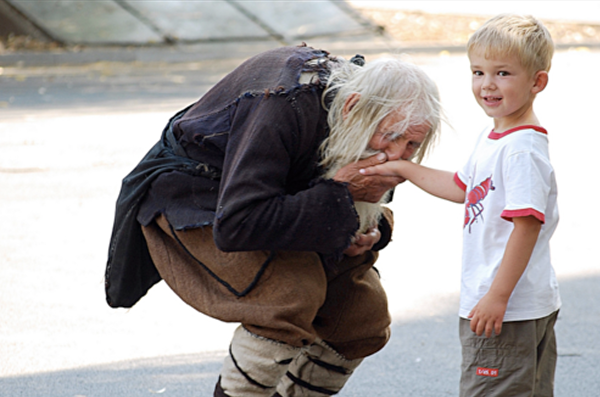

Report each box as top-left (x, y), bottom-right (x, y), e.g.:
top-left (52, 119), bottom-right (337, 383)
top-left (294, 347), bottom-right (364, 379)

top-left (459, 310), bottom-right (559, 397)
top-left (142, 215), bottom-right (391, 360)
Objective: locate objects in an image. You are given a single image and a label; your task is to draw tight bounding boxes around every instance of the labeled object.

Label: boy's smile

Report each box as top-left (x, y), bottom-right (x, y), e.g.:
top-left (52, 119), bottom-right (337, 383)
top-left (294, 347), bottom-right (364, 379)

top-left (469, 50), bottom-right (547, 132)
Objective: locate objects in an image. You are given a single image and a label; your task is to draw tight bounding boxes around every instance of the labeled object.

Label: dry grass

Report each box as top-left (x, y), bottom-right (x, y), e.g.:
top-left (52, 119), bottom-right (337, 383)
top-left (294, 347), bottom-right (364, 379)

top-left (361, 9), bottom-right (600, 47)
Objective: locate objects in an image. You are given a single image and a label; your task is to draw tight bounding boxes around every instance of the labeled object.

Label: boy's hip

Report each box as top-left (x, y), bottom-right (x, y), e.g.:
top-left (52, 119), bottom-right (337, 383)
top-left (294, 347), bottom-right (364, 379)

top-left (459, 310), bottom-right (559, 397)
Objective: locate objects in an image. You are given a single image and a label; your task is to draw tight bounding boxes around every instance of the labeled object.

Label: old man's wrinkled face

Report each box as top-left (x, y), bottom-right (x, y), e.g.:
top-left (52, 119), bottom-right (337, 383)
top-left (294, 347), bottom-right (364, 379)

top-left (368, 110), bottom-right (430, 161)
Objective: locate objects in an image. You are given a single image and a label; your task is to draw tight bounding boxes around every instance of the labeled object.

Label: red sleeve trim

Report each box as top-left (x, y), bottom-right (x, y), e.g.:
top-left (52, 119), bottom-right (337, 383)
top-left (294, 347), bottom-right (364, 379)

top-left (454, 172), bottom-right (467, 191)
top-left (501, 208), bottom-right (545, 224)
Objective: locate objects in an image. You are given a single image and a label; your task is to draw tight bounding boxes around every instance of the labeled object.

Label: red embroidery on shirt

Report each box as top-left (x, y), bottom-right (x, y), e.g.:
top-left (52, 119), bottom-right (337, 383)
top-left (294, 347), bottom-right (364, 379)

top-left (464, 176), bottom-right (495, 233)
top-left (476, 367), bottom-right (499, 377)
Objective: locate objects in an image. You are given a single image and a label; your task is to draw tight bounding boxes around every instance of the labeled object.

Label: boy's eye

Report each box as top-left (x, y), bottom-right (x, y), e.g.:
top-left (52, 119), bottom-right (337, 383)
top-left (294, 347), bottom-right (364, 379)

top-left (473, 71), bottom-right (483, 76)
top-left (498, 71), bottom-right (510, 76)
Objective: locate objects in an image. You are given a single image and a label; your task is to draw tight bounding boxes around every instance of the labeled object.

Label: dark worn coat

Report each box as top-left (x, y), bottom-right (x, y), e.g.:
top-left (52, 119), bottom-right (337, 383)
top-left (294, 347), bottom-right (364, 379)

top-left (105, 45), bottom-right (392, 308)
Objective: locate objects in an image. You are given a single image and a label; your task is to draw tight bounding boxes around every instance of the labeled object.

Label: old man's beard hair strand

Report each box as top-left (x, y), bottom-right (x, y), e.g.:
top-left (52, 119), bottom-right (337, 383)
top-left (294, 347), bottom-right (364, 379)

top-left (322, 131), bottom-right (391, 235)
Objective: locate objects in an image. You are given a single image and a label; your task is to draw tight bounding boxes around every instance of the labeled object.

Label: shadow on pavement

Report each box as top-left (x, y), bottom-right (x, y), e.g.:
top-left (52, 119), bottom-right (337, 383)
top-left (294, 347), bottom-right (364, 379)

top-left (2, 275), bottom-right (597, 397)
top-left (0, 351), bottom-right (225, 396)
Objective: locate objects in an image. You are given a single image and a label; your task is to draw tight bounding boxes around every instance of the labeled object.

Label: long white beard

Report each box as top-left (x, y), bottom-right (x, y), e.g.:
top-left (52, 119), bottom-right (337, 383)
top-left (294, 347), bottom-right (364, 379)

top-left (352, 199), bottom-right (387, 234)
top-left (323, 158), bottom-right (389, 235)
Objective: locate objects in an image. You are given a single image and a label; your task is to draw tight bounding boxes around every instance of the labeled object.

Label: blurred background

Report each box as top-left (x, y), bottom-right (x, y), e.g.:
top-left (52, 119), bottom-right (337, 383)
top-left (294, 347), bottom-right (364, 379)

top-left (1, 1), bottom-right (599, 396)
top-left (1, 0), bottom-right (600, 63)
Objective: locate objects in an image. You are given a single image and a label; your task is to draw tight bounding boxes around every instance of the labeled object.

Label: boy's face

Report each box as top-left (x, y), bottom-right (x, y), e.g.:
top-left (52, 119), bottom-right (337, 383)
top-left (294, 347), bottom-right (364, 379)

top-left (469, 50), bottom-right (543, 131)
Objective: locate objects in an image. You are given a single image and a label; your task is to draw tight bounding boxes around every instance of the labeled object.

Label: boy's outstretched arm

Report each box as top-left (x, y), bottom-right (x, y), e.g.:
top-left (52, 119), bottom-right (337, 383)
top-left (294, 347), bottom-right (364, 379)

top-left (360, 160), bottom-right (465, 203)
top-left (468, 215), bottom-right (542, 337)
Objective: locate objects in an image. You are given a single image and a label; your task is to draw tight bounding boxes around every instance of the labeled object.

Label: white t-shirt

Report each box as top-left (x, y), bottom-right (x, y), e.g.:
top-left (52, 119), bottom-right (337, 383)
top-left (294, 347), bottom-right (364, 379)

top-left (454, 125), bottom-right (561, 322)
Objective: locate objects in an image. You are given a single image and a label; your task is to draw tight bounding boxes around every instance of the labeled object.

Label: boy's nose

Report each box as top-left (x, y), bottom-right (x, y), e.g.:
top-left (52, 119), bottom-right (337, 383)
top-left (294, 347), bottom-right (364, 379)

top-left (482, 75), bottom-right (496, 90)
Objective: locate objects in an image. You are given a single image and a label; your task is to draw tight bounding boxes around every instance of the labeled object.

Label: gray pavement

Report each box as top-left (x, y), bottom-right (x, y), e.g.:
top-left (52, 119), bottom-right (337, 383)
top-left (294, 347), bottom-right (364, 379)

top-left (1, 34), bottom-right (599, 397)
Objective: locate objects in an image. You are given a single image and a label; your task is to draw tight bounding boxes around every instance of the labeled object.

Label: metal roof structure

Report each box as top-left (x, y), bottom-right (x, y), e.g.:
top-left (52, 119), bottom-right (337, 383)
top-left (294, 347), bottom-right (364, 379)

top-left (0, 0), bottom-right (381, 46)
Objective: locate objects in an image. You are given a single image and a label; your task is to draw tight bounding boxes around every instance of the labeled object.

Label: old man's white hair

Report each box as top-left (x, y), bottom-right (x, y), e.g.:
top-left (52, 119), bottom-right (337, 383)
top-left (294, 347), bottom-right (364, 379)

top-left (320, 56), bottom-right (442, 233)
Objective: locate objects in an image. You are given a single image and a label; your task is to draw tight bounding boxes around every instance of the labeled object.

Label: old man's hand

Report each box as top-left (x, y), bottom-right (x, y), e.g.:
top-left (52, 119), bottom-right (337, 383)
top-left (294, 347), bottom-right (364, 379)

top-left (343, 226), bottom-right (381, 257)
top-left (333, 153), bottom-right (405, 203)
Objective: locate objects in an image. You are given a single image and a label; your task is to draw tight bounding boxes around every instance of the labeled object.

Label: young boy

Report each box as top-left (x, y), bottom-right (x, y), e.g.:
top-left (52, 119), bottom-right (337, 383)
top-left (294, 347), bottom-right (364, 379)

top-left (361, 14), bottom-right (561, 396)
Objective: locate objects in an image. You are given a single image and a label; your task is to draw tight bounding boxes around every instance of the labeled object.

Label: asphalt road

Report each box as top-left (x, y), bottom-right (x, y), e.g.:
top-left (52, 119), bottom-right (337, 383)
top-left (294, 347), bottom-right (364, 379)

top-left (1, 46), bottom-right (599, 396)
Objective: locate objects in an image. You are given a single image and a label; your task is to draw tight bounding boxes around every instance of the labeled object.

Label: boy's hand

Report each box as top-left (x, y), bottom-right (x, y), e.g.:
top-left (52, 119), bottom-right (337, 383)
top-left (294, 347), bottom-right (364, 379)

top-left (468, 216), bottom-right (542, 338)
top-left (359, 159), bottom-right (407, 177)
top-left (468, 293), bottom-right (508, 338)
top-left (334, 153), bottom-right (405, 203)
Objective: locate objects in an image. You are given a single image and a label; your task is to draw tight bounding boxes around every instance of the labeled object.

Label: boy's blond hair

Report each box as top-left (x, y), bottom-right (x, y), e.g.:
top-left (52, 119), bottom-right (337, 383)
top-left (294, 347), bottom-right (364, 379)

top-left (467, 14), bottom-right (554, 75)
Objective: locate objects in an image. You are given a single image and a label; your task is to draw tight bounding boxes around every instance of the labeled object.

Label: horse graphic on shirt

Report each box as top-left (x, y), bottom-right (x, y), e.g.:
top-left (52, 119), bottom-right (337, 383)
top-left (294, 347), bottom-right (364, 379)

top-left (464, 176), bottom-right (495, 233)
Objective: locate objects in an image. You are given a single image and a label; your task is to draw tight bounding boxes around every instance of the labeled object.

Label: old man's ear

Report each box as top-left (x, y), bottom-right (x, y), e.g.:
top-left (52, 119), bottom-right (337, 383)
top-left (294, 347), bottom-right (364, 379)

top-left (342, 93), bottom-right (361, 120)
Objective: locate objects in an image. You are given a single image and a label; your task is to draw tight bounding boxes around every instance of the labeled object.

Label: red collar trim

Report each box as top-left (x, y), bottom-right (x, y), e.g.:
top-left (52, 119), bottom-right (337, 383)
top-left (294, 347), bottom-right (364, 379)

top-left (488, 125), bottom-right (547, 140)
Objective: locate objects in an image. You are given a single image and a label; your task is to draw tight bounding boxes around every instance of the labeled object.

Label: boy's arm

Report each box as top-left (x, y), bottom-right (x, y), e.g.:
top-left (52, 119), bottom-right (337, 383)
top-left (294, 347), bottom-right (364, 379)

top-left (468, 215), bottom-right (542, 337)
top-left (360, 160), bottom-right (465, 203)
